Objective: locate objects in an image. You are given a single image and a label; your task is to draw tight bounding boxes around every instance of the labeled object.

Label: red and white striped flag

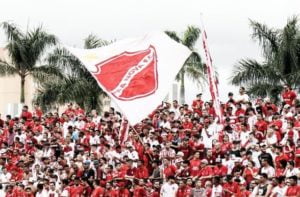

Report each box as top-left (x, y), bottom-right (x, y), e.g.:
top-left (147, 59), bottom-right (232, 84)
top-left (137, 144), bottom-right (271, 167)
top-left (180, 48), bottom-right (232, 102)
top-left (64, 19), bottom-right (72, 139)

top-left (119, 117), bottom-right (129, 145)
top-left (201, 28), bottom-right (223, 123)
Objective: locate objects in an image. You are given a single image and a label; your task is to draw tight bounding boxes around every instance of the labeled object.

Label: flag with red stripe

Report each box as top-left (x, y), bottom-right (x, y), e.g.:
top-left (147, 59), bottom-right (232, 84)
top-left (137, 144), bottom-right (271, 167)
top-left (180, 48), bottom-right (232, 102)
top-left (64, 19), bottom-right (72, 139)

top-left (119, 117), bottom-right (129, 145)
top-left (202, 29), bottom-right (223, 123)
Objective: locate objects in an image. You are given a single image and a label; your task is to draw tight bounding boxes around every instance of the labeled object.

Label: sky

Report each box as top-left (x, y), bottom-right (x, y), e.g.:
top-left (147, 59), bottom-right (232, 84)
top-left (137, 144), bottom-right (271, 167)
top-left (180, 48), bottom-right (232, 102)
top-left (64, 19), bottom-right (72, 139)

top-left (1, 0), bottom-right (300, 104)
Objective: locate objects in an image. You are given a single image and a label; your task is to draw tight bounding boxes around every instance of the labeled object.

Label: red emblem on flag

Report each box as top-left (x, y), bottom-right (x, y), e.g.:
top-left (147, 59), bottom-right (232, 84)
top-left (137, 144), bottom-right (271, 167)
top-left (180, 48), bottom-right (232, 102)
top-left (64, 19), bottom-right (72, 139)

top-left (92, 45), bottom-right (158, 101)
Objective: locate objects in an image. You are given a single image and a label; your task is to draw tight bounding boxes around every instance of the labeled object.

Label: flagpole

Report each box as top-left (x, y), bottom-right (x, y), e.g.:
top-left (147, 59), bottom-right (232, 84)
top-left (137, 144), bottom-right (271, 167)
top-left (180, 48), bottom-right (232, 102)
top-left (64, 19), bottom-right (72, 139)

top-left (199, 13), bottom-right (223, 124)
top-left (113, 101), bottom-right (153, 161)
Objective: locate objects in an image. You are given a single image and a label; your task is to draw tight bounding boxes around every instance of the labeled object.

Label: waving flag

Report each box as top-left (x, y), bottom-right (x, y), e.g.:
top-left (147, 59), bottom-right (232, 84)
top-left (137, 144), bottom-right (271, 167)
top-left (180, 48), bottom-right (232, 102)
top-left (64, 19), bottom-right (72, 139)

top-left (119, 117), bottom-right (129, 145)
top-left (202, 28), bottom-right (223, 123)
top-left (66, 32), bottom-right (191, 124)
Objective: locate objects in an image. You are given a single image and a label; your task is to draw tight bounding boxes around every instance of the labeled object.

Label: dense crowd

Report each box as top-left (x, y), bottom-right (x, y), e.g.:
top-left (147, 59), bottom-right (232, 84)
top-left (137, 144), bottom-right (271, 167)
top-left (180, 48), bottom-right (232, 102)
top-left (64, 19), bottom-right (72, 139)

top-left (0, 85), bottom-right (299, 197)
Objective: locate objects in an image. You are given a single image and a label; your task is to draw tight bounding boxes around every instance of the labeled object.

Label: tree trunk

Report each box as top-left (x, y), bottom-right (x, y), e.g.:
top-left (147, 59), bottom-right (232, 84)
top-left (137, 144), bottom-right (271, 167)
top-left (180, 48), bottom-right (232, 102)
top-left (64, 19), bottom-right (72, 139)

top-left (20, 76), bottom-right (25, 103)
top-left (179, 72), bottom-right (185, 104)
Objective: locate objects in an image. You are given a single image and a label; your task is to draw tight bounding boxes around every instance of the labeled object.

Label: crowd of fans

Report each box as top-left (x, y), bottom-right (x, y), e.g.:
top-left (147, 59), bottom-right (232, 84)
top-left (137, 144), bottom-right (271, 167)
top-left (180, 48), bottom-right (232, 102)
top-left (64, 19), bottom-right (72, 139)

top-left (0, 85), bottom-right (299, 196)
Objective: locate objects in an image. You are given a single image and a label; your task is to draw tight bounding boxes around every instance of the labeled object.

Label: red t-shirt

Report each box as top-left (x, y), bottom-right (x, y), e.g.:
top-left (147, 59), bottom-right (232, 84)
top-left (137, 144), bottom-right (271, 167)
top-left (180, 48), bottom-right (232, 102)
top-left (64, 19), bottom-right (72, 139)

top-left (286, 185), bottom-right (300, 196)
top-left (192, 99), bottom-right (203, 115)
top-left (133, 186), bottom-right (147, 197)
top-left (255, 120), bottom-right (268, 133)
top-left (223, 182), bottom-right (240, 197)
top-left (68, 185), bottom-right (85, 197)
top-left (282, 90), bottom-right (297, 106)
top-left (176, 187), bottom-right (185, 197)
top-left (20, 111), bottom-right (32, 120)
top-left (134, 166), bottom-right (149, 179)
top-left (189, 159), bottom-right (201, 177)
top-left (184, 186), bottom-right (193, 196)
top-left (295, 148), bottom-right (300, 167)
top-left (163, 165), bottom-right (177, 178)
top-left (213, 165), bottom-right (228, 176)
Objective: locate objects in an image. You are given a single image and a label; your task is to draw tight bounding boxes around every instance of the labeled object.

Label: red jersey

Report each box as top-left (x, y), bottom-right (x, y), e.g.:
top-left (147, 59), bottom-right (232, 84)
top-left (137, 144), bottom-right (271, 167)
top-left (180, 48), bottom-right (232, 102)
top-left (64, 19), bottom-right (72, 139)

top-left (163, 165), bottom-right (177, 178)
top-left (285, 185), bottom-right (300, 196)
top-left (134, 165), bottom-right (149, 179)
top-left (189, 159), bottom-right (201, 177)
top-left (295, 148), bottom-right (300, 167)
top-left (68, 185), bottom-right (85, 197)
top-left (255, 120), bottom-right (268, 133)
top-left (282, 90), bottom-right (297, 106)
top-left (223, 182), bottom-right (240, 197)
top-left (176, 187), bottom-right (185, 197)
top-left (119, 188), bottom-right (131, 197)
top-left (213, 165), bottom-right (228, 176)
top-left (133, 186), bottom-right (146, 197)
top-left (192, 99), bottom-right (203, 115)
top-left (20, 111), bottom-right (32, 120)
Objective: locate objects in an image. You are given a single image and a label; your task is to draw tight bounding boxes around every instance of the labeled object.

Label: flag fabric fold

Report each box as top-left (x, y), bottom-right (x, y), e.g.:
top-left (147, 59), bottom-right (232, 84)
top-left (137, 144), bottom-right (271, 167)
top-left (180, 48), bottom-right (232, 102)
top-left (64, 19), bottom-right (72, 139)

top-left (66, 32), bottom-right (191, 124)
top-left (202, 29), bottom-right (223, 123)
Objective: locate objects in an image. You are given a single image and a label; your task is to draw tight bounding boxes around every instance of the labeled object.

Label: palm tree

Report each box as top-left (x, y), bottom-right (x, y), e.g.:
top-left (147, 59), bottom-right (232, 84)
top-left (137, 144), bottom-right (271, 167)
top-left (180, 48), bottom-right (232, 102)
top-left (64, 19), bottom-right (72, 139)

top-left (0, 22), bottom-right (62, 103)
top-left (165, 26), bottom-right (204, 104)
top-left (35, 34), bottom-right (110, 111)
top-left (231, 16), bottom-right (300, 101)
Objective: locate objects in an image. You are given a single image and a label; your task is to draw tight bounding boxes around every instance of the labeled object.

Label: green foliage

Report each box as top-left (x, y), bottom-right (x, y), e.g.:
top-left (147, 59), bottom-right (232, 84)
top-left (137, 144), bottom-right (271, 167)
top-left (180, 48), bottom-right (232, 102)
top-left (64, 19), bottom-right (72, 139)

top-left (0, 22), bottom-right (61, 103)
top-left (165, 26), bottom-right (204, 104)
top-left (35, 34), bottom-right (109, 111)
top-left (231, 16), bottom-right (300, 101)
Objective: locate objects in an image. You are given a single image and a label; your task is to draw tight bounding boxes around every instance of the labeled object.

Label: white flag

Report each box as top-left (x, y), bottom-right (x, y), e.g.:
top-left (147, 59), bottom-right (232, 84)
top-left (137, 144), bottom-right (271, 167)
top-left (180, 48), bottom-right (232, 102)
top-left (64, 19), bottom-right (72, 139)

top-left (66, 32), bottom-right (191, 124)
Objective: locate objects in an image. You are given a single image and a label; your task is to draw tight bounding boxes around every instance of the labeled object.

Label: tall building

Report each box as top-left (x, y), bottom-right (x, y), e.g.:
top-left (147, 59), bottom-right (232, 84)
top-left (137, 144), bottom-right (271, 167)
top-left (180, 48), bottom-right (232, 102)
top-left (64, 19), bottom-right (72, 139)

top-left (0, 48), bottom-right (36, 117)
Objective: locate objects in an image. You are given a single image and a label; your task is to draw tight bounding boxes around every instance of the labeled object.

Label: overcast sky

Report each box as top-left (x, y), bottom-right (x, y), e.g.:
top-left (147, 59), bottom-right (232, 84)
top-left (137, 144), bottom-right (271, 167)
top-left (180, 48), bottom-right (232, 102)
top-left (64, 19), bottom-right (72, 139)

top-left (1, 0), bottom-right (300, 104)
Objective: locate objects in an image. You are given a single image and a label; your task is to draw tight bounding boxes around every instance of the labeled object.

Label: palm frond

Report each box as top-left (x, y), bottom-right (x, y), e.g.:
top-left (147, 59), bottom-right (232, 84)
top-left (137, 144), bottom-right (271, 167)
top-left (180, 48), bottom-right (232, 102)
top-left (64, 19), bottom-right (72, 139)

top-left (249, 19), bottom-right (279, 59)
top-left (0, 60), bottom-right (18, 76)
top-left (164, 31), bottom-right (181, 43)
top-left (231, 59), bottom-right (281, 86)
top-left (84, 34), bottom-right (112, 49)
top-left (31, 65), bottom-right (64, 83)
top-left (182, 26), bottom-right (201, 50)
top-left (1, 22), bottom-right (23, 41)
top-left (25, 26), bottom-right (57, 67)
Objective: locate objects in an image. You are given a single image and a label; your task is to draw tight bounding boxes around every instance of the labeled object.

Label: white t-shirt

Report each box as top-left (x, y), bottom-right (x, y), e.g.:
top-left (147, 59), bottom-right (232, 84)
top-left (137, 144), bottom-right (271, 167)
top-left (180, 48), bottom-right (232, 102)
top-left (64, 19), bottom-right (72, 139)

top-left (240, 131), bottom-right (251, 146)
top-left (285, 168), bottom-right (299, 177)
top-left (211, 185), bottom-right (223, 197)
top-left (261, 166), bottom-right (275, 178)
top-left (236, 93), bottom-right (250, 104)
top-left (271, 185), bottom-right (288, 197)
top-left (160, 182), bottom-right (178, 197)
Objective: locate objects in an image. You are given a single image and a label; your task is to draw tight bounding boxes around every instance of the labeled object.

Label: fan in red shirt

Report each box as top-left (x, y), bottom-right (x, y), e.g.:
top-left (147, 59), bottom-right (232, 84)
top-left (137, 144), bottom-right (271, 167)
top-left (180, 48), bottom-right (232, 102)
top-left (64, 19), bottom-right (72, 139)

top-left (295, 139), bottom-right (300, 168)
top-left (162, 159), bottom-right (177, 178)
top-left (133, 179), bottom-right (147, 197)
top-left (223, 175), bottom-right (241, 197)
top-left (285, 176), bottom-right (300, 196)
top-left (235, 103), bottom-right (246, 117)
top-left (197, 159), bottom-right (213, 185)
top-left (182, 115), bottom-right (193, 130)
top-left (255, 114), bottom-right (268, 134)
top-left (64, 103), bottom-right (76, 118)
top-left (192, 93), bottom-right (203, 116)
top-left (68, 178), bottom-right (87, 197)
top-left (134, 160), bottom-right (149, 179)
top-left (33, 104), bottom-right (43, 118)
top-left (20, 105), bottom-right (32, 121)
top-left (213, 158), bottom-right (228, 176)
top-left (282, 85), bottom-right (297, 106)
top-left (189, 152), bottom-right (201, 177)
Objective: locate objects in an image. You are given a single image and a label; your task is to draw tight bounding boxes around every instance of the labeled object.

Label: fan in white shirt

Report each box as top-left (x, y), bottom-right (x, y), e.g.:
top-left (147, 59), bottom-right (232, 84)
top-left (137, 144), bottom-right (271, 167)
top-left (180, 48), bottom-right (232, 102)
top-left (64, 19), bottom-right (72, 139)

top-left (260, 159), bottom-right (275, 178)
top-left (160, 177), bottom-right (178, 197)
top-left (240, 124), bottom-right (251, 147)
top-left (236, 87), bottom-right (250, 105)
top-left (266, 129), bottom-right (278, 146)
top-left (283, 161), bottom-right (300, 177)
